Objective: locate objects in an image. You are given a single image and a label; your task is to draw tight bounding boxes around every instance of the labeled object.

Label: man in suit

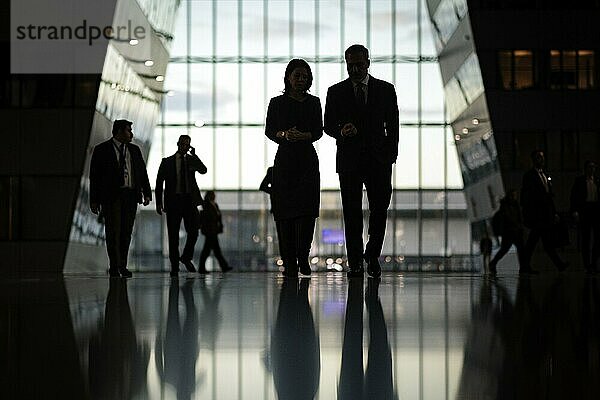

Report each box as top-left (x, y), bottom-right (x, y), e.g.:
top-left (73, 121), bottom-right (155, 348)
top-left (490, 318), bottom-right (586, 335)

top-left (520, 149), bottom-right (568, 273)
top-left (570, 160), bottom-right (600, 272)
top-left (90, 119), bottom-right (152, 278)
top-left (324, 44), bottom-right (399, 278)
top-left (156, 135), bottom-right (208, 276)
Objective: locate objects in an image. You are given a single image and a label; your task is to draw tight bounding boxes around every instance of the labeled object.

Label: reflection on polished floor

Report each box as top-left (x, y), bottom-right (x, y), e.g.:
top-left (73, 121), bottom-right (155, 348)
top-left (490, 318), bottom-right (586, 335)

top-left (2, 272), bottom-right (600, 399)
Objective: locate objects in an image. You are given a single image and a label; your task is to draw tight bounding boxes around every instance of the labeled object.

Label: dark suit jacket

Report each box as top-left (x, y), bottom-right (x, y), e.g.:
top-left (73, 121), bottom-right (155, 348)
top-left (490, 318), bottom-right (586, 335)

top-left (324, 75), bottom-right (399, 172)
top-left (89, 139), bottom-right (151, 205)
top-left (570, 175), bottom-right (600, 214)
top-left (520, 168), bottom-right (556, 229)
top-left (155, 153), bottom-right (207, 212)
top-left (200, 200), bottom-right (223, 236)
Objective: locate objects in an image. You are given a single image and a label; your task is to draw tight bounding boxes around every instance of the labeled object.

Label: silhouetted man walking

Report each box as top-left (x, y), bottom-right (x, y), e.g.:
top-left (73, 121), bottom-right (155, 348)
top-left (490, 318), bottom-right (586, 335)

top-left (324, 44), bottom-right (399, 277)
top-left (521, 150), bottom-right (568, 273)
top-left (156, 135), bottom-right (207, 276)
top-left (90, 119), bottom-right (151, 278)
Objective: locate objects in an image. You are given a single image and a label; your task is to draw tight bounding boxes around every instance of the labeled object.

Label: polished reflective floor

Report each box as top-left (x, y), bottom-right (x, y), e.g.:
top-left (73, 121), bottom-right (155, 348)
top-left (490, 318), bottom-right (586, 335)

top-left (2, 271), bottom-right (600, 399)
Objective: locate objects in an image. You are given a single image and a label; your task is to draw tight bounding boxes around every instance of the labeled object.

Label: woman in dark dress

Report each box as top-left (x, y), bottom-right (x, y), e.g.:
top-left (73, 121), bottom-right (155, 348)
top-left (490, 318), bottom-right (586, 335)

top-left (265, 59), bottom-right (322, 277)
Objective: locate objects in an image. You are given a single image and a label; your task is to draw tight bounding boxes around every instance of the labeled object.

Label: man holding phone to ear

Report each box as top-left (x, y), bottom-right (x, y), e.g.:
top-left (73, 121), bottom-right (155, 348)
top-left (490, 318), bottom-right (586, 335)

top-left (156, 135), bottom-right (208, 276)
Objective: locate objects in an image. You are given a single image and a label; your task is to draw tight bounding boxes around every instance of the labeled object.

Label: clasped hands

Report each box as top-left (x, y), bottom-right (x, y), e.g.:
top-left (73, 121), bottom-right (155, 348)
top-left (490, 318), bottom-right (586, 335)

top-left (276, 127), bottom-right (309, 142)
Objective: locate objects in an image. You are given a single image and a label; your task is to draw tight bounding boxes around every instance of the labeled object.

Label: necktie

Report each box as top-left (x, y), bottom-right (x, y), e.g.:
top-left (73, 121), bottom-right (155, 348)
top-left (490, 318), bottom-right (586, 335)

top-left (180, 155), bottom-right (188, 193)
top-left (539, 171), bottom-right (548, 192)
top-left (355, 83), bottom-right (366, 106)
top-left (119, 143), bottom-right (126, 186)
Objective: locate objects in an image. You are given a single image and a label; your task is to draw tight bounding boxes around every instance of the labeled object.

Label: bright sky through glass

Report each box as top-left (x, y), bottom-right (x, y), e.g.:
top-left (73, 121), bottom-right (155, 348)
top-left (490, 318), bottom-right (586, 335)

top-left (148, 0), bottom-right (463, 191)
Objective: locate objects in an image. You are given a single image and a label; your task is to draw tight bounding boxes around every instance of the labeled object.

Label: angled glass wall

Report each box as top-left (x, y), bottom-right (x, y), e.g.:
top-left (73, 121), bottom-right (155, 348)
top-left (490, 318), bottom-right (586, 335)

top-left (142, 0), bottom-right (471, 270)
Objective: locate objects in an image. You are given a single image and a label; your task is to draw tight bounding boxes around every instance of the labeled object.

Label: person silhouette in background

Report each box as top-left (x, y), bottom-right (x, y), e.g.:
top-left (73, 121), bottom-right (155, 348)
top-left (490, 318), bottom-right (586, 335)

top-left (90, 119), bottom-right (152, 278)
top-left (489, 190), bottom-right (526, 274)
top-left (88, 279), bottom-right (150, 399)
top-left (570, 160), bottom-right (600, 273)
top-left (259, 166), bottom-right (275, 204)
top-left (338, 279), bottom-right (396, 400)
top-left (265, 59), bottom-right (322, 277)
top-left (520, 149), bottom-right (568, 273)
top-left (324, 44), bottom-right (399, 278)
top-left (155, 135), bottom-right (208, 277)
top-left (198, 191), bottom-right (232, 273)
top-left (271, 278), bottom-right (320, 400)
top-left (154, 279), bottom-right (199, 400)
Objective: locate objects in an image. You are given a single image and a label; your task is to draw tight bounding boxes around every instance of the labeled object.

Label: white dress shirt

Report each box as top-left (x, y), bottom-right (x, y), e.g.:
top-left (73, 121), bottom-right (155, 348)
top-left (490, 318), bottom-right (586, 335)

top-left (112, 138), bottom-right (132, 188)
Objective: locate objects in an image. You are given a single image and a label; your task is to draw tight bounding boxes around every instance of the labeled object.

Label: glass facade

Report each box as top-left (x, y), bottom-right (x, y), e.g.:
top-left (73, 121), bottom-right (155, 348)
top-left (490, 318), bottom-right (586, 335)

top-left (62, 0), bottom-right (181, 272)
top-left (145, 0), bottom-right (470, 269)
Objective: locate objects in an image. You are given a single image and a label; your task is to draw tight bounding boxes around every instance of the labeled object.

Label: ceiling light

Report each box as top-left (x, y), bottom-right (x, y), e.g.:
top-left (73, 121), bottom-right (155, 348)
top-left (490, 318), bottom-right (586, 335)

top-left (155, 75), bottom-right (164, 82)
top-left (144, 60), bottom-right (154, 67)
top-left (129, 39), bottom-right (139, 45)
